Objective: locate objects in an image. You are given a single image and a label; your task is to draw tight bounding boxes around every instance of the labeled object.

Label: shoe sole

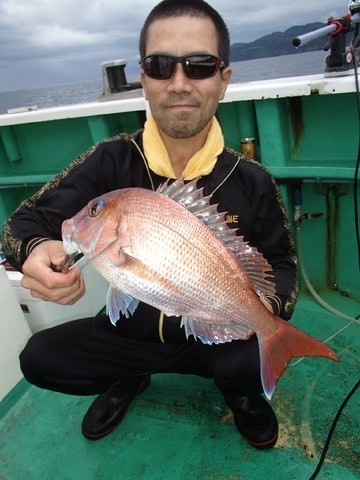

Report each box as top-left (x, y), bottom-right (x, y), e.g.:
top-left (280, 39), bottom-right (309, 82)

top-left (244, 432), bottom-right (278, 450)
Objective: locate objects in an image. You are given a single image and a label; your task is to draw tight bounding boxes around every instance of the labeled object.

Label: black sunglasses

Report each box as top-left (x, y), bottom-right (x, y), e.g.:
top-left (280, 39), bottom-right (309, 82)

top-left (140, 54), bottom-right (225, 80)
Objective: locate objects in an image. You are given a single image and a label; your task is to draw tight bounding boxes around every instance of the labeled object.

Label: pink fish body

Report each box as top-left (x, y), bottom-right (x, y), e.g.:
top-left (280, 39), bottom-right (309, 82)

top-left (62, 179), bottom-right (339, 399)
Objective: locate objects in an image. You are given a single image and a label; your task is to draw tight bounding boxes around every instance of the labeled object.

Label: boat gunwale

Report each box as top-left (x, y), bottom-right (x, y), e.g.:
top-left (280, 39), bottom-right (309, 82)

top-left (0, 73), bottom-right (359, 127)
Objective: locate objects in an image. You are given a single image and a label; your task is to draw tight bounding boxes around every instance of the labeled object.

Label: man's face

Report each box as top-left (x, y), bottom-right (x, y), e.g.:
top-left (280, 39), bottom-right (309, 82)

top-left (141, 15), bottom-right (232, 140)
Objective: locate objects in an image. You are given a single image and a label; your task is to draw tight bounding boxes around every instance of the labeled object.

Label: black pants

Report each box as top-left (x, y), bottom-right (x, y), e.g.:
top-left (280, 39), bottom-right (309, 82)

top-left (19, 302), bottom-right (263, 397)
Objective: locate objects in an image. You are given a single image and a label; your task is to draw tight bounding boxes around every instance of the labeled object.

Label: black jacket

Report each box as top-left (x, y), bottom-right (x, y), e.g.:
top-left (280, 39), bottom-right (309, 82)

top-left (2, 130), bottom-right (298, 319)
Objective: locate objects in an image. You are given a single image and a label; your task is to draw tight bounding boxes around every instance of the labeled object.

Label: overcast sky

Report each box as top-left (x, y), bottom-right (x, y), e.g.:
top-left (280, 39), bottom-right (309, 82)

top-left (0, 0), bottom-right (348, 92)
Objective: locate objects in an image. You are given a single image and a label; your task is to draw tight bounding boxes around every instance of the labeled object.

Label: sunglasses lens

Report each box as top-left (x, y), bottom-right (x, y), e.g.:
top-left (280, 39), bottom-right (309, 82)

top-left (184, 55), bottom-right (221, 79)
top-left (143, 56), bottom-right (176, 80)
top-left (142, 55), bottom-right (223, 80)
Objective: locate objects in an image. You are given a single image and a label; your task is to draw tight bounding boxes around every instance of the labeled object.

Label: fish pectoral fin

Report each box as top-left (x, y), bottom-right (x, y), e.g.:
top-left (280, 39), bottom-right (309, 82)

top-left (120, 252), bottom-right (181, 296)
top-left (181, 317), bottom-right (254, 344)
top-left (106, 286), bottom-right (139, 325)
top-left (118, 250), bottom-right (162, 281)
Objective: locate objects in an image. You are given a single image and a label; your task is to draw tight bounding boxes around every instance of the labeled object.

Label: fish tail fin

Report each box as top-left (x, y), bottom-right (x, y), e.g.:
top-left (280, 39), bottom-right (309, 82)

top-left (259, 317), bottom-right (339, 400)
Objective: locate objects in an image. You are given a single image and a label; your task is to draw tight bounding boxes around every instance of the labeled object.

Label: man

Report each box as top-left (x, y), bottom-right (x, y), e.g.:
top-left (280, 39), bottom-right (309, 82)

top-left (2, 0), bottom-right (297, 450)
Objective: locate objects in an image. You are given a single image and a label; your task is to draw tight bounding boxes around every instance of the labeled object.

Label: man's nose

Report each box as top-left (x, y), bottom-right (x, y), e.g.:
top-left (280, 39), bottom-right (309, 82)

top-left (167, 63), bottom-right (193, 92)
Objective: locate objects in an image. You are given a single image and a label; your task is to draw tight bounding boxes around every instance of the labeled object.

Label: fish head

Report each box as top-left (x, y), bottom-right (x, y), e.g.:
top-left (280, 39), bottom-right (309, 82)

top-left (62, 189), bottom-right (129, 260)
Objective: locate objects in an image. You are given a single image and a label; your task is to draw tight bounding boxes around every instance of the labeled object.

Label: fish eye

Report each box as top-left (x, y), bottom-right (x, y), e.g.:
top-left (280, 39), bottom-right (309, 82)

top-left (88, 200), bottom-right (104, 218)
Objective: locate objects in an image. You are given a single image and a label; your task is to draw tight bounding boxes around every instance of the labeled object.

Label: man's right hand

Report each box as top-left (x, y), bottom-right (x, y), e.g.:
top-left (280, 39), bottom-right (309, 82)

top-left (21, 240), bottom-right (85, 305)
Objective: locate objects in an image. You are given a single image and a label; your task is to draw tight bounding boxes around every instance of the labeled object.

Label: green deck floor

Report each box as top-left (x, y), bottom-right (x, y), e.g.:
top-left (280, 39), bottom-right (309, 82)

top-left (0, 291), bottom-right (359, 480)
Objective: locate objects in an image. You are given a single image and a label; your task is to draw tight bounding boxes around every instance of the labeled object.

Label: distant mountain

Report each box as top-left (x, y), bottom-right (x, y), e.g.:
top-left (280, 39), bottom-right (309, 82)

top-left (230, 23), bottom-right (330, 61)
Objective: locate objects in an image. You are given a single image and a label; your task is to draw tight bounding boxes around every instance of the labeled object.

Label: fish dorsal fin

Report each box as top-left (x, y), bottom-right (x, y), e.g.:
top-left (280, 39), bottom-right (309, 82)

top-left (158, 178), bottom-right (276, 298)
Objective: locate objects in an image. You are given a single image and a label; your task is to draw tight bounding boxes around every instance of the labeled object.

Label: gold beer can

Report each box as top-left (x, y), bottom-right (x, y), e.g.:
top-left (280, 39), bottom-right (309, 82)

top-left (241, 138), bottom-right (257, 161)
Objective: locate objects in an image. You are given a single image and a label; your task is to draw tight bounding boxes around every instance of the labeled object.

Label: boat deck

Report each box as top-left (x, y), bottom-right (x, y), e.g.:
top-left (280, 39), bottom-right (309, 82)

top-left (0, 290), bottom-right (359, 480)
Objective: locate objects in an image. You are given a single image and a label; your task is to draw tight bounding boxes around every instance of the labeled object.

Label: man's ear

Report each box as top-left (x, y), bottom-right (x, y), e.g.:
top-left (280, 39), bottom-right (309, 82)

top-left (140, 69), bottom-right (149, 100)
top-left (219, 66), bottom-right (232, 101)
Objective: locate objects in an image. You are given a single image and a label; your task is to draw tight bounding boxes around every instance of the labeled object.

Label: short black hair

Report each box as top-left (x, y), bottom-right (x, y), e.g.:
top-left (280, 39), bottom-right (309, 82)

top-left (139, 0), bottom-right (230, 66)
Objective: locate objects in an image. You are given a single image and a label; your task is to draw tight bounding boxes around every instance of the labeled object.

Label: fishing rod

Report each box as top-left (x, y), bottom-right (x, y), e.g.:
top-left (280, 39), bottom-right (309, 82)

top-left (292, 0), bottom-right (360, 76)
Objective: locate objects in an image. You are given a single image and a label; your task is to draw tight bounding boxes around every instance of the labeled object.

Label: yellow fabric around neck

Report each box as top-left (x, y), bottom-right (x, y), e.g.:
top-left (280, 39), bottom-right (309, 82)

top-left (143, 115), bottom-right (224, 180)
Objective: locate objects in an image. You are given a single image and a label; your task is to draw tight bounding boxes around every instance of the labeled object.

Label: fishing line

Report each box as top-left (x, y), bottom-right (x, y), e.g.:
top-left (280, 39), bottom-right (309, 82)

top-left (308, 378), bottom-right (360, 480)
top-left (302, 41), bottom-right (360, 479)
top-left (305, 55), bottom-right (360, 468)
top-left (91, 314), bottom-right (190, 378)
top-left (131, 138), bottom-right (155, 191)
top-left (349, 45), bottom-right (360, 272)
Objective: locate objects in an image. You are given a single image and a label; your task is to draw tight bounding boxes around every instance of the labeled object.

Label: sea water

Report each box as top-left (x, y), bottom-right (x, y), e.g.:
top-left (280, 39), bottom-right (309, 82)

top-left (0, 50), bottom-right (328, 115)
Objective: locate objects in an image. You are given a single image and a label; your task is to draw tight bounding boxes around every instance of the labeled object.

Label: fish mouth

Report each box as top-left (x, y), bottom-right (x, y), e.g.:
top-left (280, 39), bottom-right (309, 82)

top-left (62, 218), bottom-right (82, 256)
top-left (62, 234), bottom-right (80, 256)
top-left (61, 218), bottom-right (115, 259)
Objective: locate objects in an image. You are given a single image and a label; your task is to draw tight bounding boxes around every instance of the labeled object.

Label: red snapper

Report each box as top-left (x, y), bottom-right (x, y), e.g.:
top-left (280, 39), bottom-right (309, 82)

top-left (62, 179), bottom-right (339, 399)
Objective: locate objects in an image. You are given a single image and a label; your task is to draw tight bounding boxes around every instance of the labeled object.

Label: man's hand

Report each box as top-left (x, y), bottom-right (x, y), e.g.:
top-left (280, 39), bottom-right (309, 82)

top-left (21, 240), bottom-right (85, 305)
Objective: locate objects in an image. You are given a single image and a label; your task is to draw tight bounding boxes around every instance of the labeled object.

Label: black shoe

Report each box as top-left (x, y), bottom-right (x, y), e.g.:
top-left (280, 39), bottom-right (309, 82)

top-left (221, 391), bottom-right (278, 449)
top-left (81, 376), bottom-right (151, 440)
